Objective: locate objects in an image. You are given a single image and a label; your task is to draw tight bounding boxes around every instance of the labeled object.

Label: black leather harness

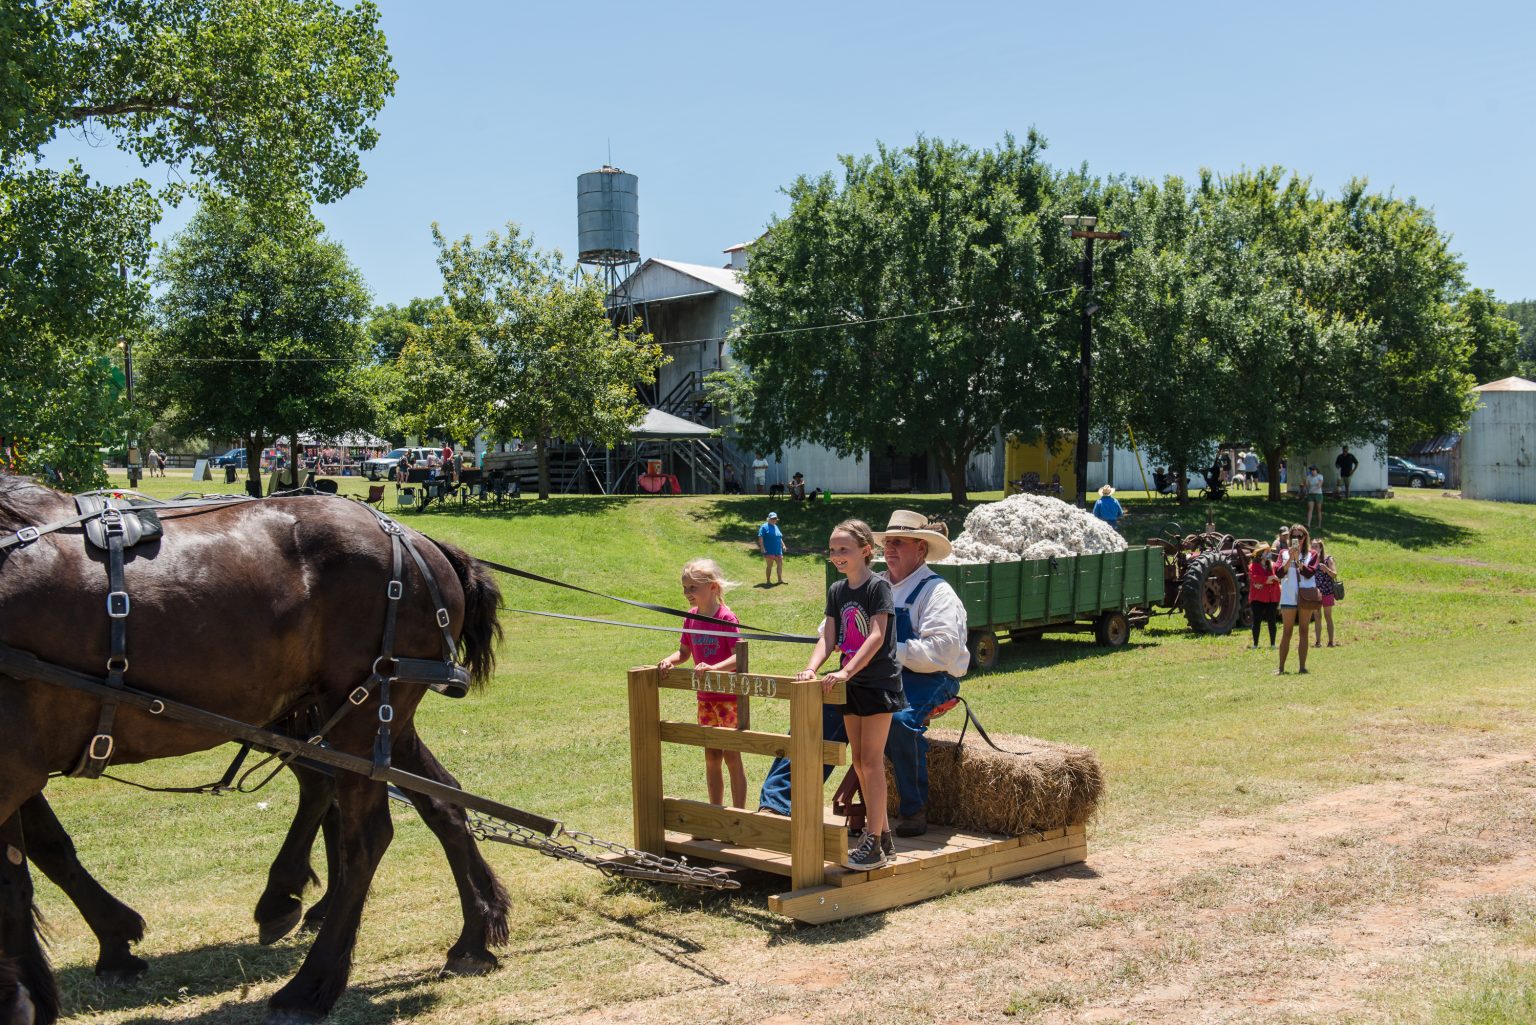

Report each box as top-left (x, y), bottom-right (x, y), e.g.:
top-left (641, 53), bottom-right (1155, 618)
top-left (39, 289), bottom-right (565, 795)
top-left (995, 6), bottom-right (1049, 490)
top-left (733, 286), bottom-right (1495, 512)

top-left (0, 489), bottom-right (472, 787)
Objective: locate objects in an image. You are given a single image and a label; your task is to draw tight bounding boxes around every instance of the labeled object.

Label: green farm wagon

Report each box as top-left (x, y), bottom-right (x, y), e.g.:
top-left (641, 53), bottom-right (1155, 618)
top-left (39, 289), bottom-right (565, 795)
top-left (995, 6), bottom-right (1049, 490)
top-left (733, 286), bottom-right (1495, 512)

top-left (831, 547), bottom-right (1165, 671)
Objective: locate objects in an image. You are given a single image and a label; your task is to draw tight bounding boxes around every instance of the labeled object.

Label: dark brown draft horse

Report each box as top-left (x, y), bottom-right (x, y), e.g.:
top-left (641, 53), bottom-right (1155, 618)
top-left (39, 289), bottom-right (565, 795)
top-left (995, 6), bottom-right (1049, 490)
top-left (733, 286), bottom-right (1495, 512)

top-left (0, 473), bottom-right (501, 1025)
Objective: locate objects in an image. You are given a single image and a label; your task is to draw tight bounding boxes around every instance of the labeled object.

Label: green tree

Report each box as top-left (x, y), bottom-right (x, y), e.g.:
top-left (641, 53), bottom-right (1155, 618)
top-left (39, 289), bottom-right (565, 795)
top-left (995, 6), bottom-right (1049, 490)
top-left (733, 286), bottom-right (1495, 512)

top-left (144, 196), bottom-right (375, 489)
top-left (1097, 176), bottom-right (1238, 502)
top-left (2, 0), bottom-right (394, 484)
top-left (1455, 289), bottom-right (1521, 384)
top-left (1504, 299), bottom-right (1536, 378)
top-left (726, 134), bottom-right (1077, 502)
top-left (1, 166), bottom-right (156, 484)
top-left (394, 224), bottom-right (662, 500)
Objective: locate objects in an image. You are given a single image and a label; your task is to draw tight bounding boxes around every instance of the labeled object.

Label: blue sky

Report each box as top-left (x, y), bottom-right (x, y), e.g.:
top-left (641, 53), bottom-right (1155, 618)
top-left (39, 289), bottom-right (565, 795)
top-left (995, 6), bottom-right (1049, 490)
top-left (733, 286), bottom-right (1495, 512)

top-left (50, 0), bottom-right (1536, 306)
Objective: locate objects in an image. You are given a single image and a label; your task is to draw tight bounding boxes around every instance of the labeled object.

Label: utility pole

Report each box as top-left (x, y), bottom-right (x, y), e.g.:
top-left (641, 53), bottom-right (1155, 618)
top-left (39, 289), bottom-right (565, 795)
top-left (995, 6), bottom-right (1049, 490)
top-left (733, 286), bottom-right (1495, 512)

top-left (119, 263), bottom-right (142, 488)
top-left (1063, 216), bottom-right (1127, 508)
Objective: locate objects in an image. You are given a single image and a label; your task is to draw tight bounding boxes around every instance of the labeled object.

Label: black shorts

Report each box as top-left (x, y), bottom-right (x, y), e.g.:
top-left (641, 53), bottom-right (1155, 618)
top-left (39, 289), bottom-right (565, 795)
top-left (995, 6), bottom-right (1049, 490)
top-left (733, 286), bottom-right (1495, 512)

top-left (843, 684), bottom-right (907, 717)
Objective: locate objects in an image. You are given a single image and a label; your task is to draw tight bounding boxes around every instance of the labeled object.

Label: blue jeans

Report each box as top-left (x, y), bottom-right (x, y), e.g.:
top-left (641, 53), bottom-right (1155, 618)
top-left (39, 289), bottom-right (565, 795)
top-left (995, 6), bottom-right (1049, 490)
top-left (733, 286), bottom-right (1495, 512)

top-left (758, 703), bottom-right (846, 815)
top-left (885, 670), bottom-right (960, 817)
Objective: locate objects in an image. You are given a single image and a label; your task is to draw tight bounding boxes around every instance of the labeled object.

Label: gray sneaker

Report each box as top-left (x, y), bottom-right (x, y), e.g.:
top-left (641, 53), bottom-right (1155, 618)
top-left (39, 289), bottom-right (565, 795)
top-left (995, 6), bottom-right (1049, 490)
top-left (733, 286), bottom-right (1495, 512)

top-left (847, 831), bottom-right (887, 869)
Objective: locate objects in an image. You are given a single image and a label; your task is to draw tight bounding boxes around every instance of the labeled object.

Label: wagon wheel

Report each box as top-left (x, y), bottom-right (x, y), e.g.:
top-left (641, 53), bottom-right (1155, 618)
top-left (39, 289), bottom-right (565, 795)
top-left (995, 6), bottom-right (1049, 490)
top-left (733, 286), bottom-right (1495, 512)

top-left (968, 629), bottom-right (1000, 671)
top-left (1180, 551), bottom-right (1241, 635)
top-left (1094, 610), bottom-right (1130, 647)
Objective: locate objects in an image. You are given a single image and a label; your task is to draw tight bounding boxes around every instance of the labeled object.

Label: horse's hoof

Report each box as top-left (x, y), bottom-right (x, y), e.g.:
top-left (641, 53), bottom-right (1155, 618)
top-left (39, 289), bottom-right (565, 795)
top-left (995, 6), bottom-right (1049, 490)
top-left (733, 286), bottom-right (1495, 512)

top-left (441, 952), bottom-right (498, 977)
top-left (298, 910), bottom-right (324, 934)
top-left (257, 906), bottom-right (303, 945)
top-left (264, 1011), bottom-right (323, 1025)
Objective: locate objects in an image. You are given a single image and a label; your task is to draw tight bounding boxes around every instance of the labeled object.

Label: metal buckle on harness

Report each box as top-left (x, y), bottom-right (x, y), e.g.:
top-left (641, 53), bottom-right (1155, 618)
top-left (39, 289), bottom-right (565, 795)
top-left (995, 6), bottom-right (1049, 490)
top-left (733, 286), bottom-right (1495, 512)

top-left (87, 734), bottom-right (114, 761)
top-left (107, 591), bottom-right (131, 618)
top-left (349, 685), bottom-right (371, 705)
top-left (15, 527), bottom-right (39, 544)
top-left (378, 704), bottom-right (394, 723)
top-left (105, 655), bottom-right (129, 674)
top-left (436, 608), bottom-right (450, 628)
top-left (387, 580), bottom-right (403, 601)
top-left (100, 507), bottom-right (125, 535)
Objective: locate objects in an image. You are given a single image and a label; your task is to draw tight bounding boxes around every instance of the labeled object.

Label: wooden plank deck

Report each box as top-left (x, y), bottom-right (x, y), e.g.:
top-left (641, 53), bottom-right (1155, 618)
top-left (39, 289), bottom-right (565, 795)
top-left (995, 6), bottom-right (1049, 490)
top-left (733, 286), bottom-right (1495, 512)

top-left (666, 823), bottom-right (1087, 924)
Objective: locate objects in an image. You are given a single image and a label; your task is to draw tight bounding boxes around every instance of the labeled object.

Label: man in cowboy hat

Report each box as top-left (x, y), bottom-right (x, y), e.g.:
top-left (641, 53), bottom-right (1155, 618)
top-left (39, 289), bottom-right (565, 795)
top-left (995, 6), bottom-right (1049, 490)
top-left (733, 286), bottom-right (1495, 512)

top-left (756, 510), bottom-right (968, 836)
top-left (1092, 484), bottom-right (1123, 531)
top-left (873, 510), bottom-right (969, 837)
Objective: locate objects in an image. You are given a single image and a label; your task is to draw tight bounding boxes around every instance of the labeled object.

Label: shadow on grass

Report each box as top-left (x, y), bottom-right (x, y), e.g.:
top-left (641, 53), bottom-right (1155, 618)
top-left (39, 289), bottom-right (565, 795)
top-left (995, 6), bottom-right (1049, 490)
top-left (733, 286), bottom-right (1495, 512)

top-left (1118, 495), bottom-right (1474, 551)
top-left (394, 494), bottom-right (634, 520)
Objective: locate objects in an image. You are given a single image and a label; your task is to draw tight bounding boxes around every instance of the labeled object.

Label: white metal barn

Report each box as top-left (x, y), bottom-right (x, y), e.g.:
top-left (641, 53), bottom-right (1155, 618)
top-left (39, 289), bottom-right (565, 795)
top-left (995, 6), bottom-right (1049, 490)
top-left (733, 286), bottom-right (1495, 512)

top-left (1461, 377), bottom-right (1536, 503)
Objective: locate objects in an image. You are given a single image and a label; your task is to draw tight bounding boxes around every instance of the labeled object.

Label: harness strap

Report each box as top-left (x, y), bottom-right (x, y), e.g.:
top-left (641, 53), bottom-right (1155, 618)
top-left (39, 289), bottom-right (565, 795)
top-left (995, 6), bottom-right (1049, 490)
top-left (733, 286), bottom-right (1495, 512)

top-left (0, 494), bottom-right (253, 551)
top-left (71, 507), bottom-right (130, 778)
top-left (0, 640), bottom-right (559, 835)
top-left (474, 557), bottom-right (812, 640)
top-left (952, 696), bottom-right (1024, 756)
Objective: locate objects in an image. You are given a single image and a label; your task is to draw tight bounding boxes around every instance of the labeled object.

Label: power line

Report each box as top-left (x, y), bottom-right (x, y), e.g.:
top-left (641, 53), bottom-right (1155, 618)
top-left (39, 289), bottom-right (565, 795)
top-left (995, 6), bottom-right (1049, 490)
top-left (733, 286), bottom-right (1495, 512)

top-left (130, 289), bottom-right (1078, 365)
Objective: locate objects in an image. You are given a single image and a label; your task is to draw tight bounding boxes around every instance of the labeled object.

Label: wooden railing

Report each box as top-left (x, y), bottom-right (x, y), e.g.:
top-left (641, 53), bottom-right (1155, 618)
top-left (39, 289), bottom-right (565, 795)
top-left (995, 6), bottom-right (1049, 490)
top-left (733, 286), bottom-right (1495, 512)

top-left (626, 662), bottom-right (846, 890)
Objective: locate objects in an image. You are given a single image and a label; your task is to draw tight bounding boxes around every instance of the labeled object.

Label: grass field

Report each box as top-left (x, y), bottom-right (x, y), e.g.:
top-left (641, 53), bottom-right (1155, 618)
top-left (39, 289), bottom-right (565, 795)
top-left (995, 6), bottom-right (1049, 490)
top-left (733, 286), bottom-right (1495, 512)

top-left (30, 473), bottom-right (1536, 1024)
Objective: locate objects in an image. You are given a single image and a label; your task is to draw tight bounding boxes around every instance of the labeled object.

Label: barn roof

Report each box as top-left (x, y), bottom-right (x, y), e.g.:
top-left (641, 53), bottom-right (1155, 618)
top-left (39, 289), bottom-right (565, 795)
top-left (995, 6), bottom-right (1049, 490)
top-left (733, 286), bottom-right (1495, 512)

top-left (1474, 376), bottom-right (1536, 392)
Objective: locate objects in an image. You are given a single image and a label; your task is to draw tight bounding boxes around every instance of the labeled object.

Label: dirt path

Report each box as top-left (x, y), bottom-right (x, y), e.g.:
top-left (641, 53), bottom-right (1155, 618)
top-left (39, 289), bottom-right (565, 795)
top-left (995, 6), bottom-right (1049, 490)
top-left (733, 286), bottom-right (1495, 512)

top-left (531, 730), bottom-right (1536, 1025)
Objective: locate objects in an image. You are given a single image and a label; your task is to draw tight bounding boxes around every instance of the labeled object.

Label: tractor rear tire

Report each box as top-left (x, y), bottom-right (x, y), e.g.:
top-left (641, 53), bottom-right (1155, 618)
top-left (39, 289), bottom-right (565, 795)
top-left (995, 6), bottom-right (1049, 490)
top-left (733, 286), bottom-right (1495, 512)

top-left (968, 629), bottom-right (1000, 671)
top-left (1181, 551), bottom-right (1241, 635)
top-left (1095, 610), bottom-right (1130, 647)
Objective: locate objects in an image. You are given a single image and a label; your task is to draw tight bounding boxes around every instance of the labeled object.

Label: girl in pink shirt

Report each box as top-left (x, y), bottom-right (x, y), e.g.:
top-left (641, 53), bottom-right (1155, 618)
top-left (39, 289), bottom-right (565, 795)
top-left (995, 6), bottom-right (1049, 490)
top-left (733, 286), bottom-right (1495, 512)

top-left (657, 559), bottom-right (745, 807)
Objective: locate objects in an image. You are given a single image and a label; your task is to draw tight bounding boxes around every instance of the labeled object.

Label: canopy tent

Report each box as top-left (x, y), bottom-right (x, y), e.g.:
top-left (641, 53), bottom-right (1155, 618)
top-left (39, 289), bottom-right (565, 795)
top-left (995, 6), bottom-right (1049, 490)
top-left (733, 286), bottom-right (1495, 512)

top-left (615, 408), bottom-right (723, 494)
top-left (631, 408), bottom-right (717, 440)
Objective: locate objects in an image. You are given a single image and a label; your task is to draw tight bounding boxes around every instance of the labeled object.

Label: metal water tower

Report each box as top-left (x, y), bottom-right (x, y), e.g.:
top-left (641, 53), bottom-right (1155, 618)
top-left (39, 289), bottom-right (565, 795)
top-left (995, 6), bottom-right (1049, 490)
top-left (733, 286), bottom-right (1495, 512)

top-left (577, 165), bottom-right (640, 319)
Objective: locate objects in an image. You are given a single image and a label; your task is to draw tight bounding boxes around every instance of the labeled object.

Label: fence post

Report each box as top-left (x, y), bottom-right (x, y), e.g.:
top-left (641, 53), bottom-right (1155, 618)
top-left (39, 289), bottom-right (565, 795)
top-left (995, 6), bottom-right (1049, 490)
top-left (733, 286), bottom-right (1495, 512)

top-left (735, 641), bottom-right (751, 731)
top-left (627, 666), bottom-right (664, 854)
top-left (788, 677), bottom-right (826, 890)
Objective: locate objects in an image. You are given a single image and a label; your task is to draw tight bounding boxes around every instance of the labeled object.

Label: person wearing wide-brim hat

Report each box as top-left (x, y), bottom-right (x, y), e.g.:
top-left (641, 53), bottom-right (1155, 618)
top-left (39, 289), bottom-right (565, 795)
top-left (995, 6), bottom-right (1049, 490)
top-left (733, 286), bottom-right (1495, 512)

top-left (757, 510), bottom-right (968, 836)
top-left (1091, 484), bottom-right (1123, 531)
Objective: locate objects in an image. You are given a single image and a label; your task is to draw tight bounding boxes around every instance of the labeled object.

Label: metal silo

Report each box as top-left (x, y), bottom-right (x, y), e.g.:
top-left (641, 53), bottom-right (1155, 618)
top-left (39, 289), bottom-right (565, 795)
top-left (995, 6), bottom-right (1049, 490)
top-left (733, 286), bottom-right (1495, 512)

top-left (577, 166), bottom-right (639, 266)
top-left (1462, 377), bottom-right (1536, 503)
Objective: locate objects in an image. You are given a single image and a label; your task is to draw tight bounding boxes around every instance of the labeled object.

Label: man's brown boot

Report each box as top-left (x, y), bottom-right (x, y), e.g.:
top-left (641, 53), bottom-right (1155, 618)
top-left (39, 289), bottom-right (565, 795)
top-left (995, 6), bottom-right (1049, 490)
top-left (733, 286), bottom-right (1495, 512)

top-left (894, 808), bottom-right (927, 838)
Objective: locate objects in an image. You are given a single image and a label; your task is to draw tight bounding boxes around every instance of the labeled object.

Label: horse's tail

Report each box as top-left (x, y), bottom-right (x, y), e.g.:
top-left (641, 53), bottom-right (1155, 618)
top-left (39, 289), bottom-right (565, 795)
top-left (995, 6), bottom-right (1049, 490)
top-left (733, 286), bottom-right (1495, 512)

top-left (429, 538), bottom-right (502, 688)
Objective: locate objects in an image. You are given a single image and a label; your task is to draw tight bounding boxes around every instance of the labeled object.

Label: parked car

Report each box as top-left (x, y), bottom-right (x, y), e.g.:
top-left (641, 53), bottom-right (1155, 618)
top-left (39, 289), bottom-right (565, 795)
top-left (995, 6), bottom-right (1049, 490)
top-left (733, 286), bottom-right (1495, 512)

top-left (363, 447), bottom-right (439, 480)
top-left (209, 447), bottom-right (247, 468)
top-left (1387, 455), bottom-right (1445, 489)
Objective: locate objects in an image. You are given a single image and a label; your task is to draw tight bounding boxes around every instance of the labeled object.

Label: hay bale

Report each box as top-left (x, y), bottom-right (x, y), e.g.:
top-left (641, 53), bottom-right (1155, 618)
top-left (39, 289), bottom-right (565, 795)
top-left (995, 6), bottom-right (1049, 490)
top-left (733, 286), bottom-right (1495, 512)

top-left (885, 727), bottom-right (1104, 836)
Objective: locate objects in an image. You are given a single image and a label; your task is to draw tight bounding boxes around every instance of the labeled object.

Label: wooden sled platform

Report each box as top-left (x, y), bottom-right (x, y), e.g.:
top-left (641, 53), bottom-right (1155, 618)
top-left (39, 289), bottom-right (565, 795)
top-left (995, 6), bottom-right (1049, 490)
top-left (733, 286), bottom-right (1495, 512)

top-left (628, 664), bottom-right (1089, 925)
top-left (669, 822), bottom-right (1086, 925)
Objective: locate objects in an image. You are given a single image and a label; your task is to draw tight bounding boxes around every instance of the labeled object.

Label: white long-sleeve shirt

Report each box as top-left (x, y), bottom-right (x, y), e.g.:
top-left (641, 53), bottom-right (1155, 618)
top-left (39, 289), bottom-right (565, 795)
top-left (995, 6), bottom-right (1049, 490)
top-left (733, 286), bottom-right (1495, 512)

top-left (883, 567), bottom-right (971, 678)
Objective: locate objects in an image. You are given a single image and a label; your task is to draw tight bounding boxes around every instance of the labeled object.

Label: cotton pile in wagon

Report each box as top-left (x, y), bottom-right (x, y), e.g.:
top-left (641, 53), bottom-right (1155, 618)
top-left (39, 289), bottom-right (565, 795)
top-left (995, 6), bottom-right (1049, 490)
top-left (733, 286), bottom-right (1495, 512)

top-left (937, 493), bottom-right (1127, 563)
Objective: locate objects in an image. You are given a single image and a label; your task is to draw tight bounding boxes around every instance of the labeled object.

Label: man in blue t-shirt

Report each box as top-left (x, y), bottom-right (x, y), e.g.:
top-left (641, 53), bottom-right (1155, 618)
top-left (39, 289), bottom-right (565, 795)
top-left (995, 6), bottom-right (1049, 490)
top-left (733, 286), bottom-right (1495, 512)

top-left (1092, 484), bottom-right (1123, 530)
top-left (756, 511), bottom-right (785, 585)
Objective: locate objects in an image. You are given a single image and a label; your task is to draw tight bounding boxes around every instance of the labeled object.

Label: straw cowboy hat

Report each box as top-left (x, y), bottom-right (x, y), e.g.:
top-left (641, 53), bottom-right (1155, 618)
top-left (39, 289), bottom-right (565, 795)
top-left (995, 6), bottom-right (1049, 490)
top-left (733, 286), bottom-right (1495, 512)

top-left (873, 509), bottom-right (952, 562)
top-left (1099, 484), bottom-right (1115, 496)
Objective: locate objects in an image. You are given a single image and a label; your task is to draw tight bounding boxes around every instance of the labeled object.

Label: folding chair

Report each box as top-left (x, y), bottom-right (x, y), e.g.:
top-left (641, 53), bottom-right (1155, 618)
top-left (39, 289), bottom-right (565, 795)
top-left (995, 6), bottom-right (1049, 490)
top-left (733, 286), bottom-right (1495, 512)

top-left (363, 484), bottom-right (385, 508)
top-left (398, 487), bottom-right (416, 510)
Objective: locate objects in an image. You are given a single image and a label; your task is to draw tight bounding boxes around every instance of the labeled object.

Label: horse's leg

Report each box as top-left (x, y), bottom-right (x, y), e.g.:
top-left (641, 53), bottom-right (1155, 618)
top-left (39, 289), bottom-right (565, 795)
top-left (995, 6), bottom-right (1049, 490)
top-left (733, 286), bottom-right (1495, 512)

top-left (254, 768), bottom-right (332, 945)
top-left (299, 734), bottom-right (510, 976)
top-left (394, 732), bottom-right (509, 975)
top-left (298, 800), bottom-right (340, 935)
top-left (264, 775), bottom-right (391, 1024)
top-left (18, 796), bottom-right (146, 982)
top-left (0, 814), bottom-right (57, 1025)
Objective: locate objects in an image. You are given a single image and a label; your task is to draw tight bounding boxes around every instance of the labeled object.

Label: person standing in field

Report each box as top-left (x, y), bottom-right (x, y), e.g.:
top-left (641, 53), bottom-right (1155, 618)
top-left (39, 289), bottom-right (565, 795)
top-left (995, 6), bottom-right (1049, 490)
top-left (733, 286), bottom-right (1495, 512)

top-left (752, 455), bottom-right (768, 494)
top-left (796, 519), bottom-right (906, 869)
top-left (1092, 484), bottom-right (1123, 531)
top-left (757, 511), bottom-right (785, 585)
top-left (1312, 540), bottom-right (1339, 648)
top-left (1246, 542), bottom-right (1281, 649)
top-left (1276, 523), bottom-right (1319, 675)
top-left (1305, 465), bottom-right (1325, 529)
top-left (656, 559), bottom-right (746, 808)
top-left (1335, 445), bottom-right (1359, 499)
